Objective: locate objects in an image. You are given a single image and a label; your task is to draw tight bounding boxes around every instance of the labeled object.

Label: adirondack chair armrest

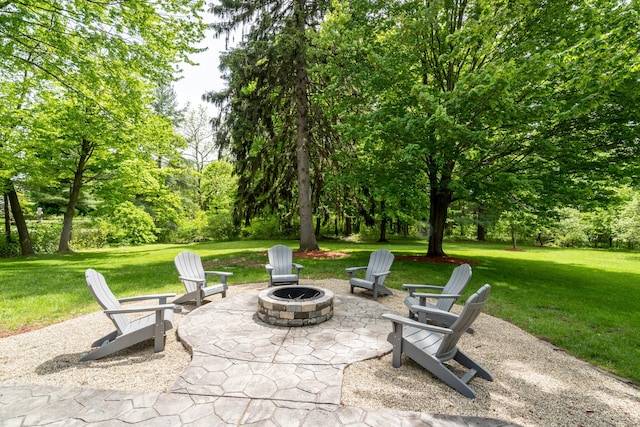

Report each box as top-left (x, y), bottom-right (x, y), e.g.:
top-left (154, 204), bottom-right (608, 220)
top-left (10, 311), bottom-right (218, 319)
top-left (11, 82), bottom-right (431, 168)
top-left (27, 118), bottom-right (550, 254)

top-left (411, 292), bottom-right (460, 306)
top-left (104, 303), bottom-right (175, 315)
top-left (205, 271), bottom-right (233, 284)
top-left (345, 266), bottom-right (366, 279)
top-left (205, 271), bottom-right (233, 277)
top-left (371, 271), bottom-right (391, 284)
top-left (409, 304), bottom-right (452, 315)
top-left (292, 263), bottom-right (304, 271)
top-left (411, 304), bottom-right (459, 326)
top-left (411, 292), bottom-right (460, 299)
top-left (178, 276), bottom-right (206, 285)
top-left (402, 284), bottom-right (445, 295)
top-left (382, 313), bottom-right (452, 335)
top-left (265, 264), bottom-right (274, 274)
top-left (118, 293), bottom-right (176, 304)
top-left (372, 270), bottom-right (391, 277)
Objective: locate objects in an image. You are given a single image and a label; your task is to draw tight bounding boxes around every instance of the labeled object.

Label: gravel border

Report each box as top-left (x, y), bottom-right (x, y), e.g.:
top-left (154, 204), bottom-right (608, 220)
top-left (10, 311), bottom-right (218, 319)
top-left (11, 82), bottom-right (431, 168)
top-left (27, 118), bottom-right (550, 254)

top-left (1, 280), bottom-right (638, 426)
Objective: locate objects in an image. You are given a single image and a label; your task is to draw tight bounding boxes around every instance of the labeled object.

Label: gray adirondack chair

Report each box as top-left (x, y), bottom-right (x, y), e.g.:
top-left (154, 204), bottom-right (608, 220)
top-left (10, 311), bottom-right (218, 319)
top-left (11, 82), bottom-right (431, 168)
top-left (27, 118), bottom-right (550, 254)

top-left (382, 284), bottom-right (493, 398)
top-left (174, 251), bottom-right (232, 306)
top-left (346, 249), bottom-right (394, 300)
top-left (403, 263), bottom-right (472, 323)
top-left (82, 269), bottom-right (175, 361)
top-left (265, 244), bottom-right (304, 286)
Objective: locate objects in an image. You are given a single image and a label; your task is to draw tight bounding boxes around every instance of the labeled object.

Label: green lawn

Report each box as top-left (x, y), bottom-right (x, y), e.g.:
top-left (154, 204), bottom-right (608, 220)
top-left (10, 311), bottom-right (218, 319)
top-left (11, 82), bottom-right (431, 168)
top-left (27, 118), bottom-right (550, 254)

top-left (1, 239), bottom-right (638, 385)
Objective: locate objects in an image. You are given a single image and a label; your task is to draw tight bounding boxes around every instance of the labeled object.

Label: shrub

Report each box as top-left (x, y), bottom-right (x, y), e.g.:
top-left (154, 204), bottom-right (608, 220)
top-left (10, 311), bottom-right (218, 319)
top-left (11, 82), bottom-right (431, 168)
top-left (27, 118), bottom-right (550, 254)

top-left (0, 240), bottom-right (20, 258)
top-left (107, 202), bottom-right (158, 246)
top-left (28, 222), bottom-right (61, 253)
top-left (71, 221), bottom-right (110, 249)
top-left (241, 216), bottom-right (298, 240)
top-left (168, 211), bottom-right (210, 243)
top-left (206, 211), bottom-right (238, 241)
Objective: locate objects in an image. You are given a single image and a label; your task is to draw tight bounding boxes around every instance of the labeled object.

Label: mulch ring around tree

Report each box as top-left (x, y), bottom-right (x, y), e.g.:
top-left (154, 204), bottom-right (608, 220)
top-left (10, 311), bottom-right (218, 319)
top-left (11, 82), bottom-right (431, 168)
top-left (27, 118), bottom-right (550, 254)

top-left (293, 250), bottom-right (349, 259)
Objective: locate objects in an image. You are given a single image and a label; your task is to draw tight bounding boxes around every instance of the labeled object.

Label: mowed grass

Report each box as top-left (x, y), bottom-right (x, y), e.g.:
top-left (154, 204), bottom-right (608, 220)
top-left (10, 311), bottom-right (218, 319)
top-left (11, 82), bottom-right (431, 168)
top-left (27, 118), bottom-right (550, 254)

top-left (1, 239), bottom-right (638, 385)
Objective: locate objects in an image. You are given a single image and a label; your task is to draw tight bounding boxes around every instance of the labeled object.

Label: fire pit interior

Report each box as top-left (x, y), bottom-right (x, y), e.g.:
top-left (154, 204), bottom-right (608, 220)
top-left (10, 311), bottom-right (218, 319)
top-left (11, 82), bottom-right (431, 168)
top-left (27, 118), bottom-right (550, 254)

top-left (272, 287), bottom-right (324, 300)
top-left (257, 286), bottom-right (334, 327)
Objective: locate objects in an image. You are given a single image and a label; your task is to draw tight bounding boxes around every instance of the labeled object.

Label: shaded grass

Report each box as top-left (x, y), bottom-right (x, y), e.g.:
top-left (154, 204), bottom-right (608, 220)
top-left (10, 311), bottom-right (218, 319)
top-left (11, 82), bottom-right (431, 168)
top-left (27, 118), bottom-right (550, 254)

top-left (1, 239), bottom-right (638, 385)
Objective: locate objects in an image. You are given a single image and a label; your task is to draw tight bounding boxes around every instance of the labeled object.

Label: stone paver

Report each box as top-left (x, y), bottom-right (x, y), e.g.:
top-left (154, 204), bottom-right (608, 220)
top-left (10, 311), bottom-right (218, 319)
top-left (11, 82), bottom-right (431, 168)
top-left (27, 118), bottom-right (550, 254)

top-left (0, 285), bottom-right (519, 426)
top-left (170, 292), bottom-right (392, 405)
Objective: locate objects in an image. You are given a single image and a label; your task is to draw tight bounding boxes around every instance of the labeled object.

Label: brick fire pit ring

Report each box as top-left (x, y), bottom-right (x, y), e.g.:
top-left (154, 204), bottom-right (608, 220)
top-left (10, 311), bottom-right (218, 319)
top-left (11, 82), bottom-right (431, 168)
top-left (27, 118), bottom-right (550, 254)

top-left (257, 286), bottom-right (334, 327)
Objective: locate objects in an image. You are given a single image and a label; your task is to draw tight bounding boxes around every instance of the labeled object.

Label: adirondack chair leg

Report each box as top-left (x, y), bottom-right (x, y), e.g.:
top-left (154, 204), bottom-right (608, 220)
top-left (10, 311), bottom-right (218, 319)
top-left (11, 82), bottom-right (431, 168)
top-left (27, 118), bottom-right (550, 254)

top-left (388, 324), bottom-right (403, 368)
top-left (432, 362), bottom-right (478, 399)
top-left (454, 349), bottom-right (493, 381)
top-left (82, 335), bottom-right (134, 361)
top-left (154, 310), bottom-right (166, 353)
top-left (91, 331), bottom-right (118, 348)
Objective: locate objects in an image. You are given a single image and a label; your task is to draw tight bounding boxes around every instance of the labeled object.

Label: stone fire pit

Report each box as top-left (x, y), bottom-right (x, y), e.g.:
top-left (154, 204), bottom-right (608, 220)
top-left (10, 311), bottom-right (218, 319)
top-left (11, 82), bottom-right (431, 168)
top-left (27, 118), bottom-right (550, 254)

top-left (257, 286), bottom-right (334, 327)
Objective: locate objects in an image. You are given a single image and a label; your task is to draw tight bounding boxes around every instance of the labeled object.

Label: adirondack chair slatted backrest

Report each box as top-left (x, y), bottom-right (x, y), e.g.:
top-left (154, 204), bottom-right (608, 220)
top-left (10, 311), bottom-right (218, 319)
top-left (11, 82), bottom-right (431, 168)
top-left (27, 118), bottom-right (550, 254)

top-left (268, 245), bottom-right (293, 275)
top-left (85, 269), bottom-right (128, 334)
top-left (436, 284), bottom-right (491, 360)
top-left (365, 249), bottom-right (394, 286)
top-left (175, 251), bottom-right (206, 293)
top-left (436, 263), bottom-right (472, 311)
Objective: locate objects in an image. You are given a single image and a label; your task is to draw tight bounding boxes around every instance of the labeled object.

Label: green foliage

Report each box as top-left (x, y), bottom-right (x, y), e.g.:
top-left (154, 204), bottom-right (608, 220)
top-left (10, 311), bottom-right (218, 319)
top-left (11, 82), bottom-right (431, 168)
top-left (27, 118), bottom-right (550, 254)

top-left (315, 0), bottom-right (640, 256)
top-left (106, 202), bottom-right (158, 246)
top-left (0, 240), bottom-right (19, 258)
top-left (70, 222), bottom-right (110, 250)
top-left (241, 216), bottom-right (299, 240)
top-left (28, 222), bottom-right (62, 254)
top-left (206, 211), bottom-right (238, 241)
top-left (1, 0), bottom-right (206, 254)
top-left (614, 196), bottom-right (640, 249)
top-left (169, 211), bottom-right (210, 243)
top-left (201, 161), bottom-right (236, 213)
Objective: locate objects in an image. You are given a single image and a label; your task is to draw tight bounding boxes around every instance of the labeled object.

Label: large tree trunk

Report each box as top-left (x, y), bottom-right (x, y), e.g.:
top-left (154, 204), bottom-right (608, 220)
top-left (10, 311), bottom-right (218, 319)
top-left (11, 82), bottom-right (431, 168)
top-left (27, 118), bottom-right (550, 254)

top-left (58, 139), bottom-right (91, 253)
top-left (427, 189), bottom-right (452, 257)
top-left (477, 224), bottom-right (486, 241)
top-left (294, 0), bottom-right (318, 252)
top-left (6, 183), bottom-right (34, 255)
top-left (476, 206), bottom-right (487, 241)
top-left (378, 200), bottom-right (388, 242)
top-left (346, 216), bottom-right (352, 236)
top-left (3, 192), bottom-right (10, 244)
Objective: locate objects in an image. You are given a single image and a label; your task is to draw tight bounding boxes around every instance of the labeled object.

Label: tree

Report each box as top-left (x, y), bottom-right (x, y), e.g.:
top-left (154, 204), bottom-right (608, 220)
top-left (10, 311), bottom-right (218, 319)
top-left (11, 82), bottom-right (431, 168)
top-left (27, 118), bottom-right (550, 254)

top-left (150, 84), bottom-right (188, 168)
top-left (209, 0), bottom-right (334, 251)
top-left (318, 0), bottom-right (640, 256)
top-left (1, 0), bottom-right (206, 254)
top-left (179, 105), bottom-right (218, 209)
top-left (28, 89), bottom-right (167, 252)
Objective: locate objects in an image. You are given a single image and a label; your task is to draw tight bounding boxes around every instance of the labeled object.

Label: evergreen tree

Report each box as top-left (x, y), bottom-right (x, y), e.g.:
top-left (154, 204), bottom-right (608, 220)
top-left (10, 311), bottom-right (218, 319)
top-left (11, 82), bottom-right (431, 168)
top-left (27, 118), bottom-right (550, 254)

top-left (208, 0), bottom-right (333, 250)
